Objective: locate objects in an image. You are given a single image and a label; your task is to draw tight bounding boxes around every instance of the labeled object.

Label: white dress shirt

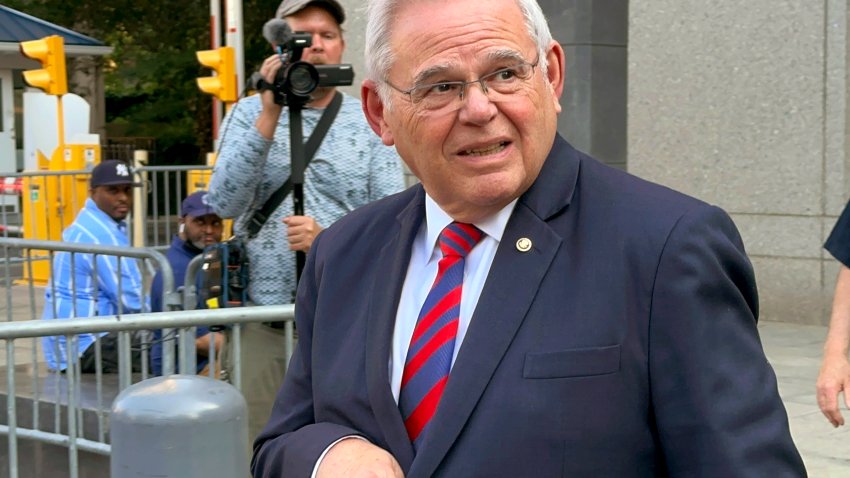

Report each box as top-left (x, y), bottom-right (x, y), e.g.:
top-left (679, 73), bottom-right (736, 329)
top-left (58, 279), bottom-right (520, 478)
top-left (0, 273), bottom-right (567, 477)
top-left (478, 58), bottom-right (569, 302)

top-left (390, 195), bottom-right (517, 402)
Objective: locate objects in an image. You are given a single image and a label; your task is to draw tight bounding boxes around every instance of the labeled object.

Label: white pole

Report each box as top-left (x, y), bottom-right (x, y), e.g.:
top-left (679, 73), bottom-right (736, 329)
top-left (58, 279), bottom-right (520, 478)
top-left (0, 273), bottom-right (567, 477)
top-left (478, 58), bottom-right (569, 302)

top-left (225, 0), bottom-right (246, 102)
top-left (211, 0), bottom-right (223, 144)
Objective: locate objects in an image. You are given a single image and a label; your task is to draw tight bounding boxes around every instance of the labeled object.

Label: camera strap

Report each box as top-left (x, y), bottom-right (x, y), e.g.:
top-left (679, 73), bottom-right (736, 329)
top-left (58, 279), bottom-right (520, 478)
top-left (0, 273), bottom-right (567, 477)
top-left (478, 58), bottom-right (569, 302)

top-left (246, 91), bottom-right (343, 239)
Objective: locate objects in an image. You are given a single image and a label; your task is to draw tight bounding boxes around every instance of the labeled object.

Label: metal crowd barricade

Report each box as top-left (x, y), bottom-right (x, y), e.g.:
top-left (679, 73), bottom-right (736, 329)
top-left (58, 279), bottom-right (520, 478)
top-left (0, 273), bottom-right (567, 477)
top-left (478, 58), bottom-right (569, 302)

top-left (0, 305), bottom-right (293, 478)
top-left (133, 164), bottom-right (214, 250)
top-left (0, 164), bottom-right (215, 252)
top-left (182, 254), bottom-right (295, 388)
top-left (0, 237), bottom-right (170, 478)
top-left (0, 170), bottom-right (91, 274)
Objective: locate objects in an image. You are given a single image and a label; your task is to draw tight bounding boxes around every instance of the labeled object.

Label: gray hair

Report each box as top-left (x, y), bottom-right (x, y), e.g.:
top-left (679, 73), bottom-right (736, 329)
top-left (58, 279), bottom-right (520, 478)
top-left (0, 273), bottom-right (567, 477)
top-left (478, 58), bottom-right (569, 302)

top-left (364, 0), bottom-right (554, 106)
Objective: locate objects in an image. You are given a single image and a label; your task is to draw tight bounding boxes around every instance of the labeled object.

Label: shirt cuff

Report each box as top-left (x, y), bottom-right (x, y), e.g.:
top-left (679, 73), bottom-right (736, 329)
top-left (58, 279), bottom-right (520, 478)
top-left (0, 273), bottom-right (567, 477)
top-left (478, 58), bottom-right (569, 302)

top-left (310, 435), bottom-right (369, 478)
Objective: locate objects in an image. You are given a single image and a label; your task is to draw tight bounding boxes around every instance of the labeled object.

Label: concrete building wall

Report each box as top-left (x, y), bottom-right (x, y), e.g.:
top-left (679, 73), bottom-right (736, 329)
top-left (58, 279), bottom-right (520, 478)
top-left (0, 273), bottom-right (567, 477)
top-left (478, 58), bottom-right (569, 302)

top-left (336, 0), bottom-right (845, 325)
top-left (629, 0), bottom-right (848, 325)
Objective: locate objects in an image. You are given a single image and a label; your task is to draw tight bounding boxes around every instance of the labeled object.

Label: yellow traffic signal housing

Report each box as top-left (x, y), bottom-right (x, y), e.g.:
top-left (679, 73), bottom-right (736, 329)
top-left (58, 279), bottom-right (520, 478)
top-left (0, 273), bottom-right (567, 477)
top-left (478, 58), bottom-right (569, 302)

top-left (197, 46), bottom-right (237, 103)
top-left (20, 35), bottom-right (68, 96)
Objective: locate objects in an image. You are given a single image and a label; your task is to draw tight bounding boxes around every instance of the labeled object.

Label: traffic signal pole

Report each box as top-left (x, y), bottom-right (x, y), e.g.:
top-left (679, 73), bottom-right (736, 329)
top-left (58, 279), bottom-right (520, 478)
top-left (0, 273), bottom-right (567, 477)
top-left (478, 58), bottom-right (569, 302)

top-left (210, 0), bottom-right (223, 140)
top-left (224, 0), bottom-right (245, 103)
top-left (56, 96), bottom-right (65, 149)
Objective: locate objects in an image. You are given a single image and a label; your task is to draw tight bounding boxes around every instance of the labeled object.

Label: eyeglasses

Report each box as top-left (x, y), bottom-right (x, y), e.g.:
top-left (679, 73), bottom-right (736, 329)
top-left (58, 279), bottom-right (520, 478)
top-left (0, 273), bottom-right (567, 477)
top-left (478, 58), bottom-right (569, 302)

top-left (384, 55), bottom-right (539, 113)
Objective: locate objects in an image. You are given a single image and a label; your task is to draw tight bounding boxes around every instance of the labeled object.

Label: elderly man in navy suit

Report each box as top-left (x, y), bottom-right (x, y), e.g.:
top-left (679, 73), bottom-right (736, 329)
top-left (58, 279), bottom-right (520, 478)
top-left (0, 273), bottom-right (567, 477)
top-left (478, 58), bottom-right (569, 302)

top-left (251, 0), bottom-right (806, 476)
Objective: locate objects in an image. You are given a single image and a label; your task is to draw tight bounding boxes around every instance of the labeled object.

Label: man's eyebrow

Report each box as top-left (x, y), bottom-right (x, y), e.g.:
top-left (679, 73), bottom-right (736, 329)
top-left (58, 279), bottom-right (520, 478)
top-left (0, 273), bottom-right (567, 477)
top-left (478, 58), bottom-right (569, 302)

top-left (411, 63), bottom-right (455, 87)
top-left (486, 49), bottom-right (527, 64)
top-left (410, 50), bottom-right (528, 86)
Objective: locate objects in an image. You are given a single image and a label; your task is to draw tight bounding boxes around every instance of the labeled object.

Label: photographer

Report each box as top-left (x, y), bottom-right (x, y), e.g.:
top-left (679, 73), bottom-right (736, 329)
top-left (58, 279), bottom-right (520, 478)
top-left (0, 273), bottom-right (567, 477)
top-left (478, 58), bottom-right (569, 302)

top-left (208, 0), bottom-right (405, 306)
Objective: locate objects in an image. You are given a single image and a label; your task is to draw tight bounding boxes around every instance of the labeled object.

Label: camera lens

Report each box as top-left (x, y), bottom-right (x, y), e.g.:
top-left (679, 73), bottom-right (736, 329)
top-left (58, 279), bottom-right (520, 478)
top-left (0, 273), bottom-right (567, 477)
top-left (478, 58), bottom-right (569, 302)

top-left (285, 62), bottom-right (320, 96)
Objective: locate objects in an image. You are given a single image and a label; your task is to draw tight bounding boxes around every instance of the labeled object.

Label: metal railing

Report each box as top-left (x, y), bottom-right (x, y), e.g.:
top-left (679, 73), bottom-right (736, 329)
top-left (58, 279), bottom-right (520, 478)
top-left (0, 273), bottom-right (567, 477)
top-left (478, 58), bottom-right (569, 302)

top-left (0, 164), bottom-right (215, 252)
top-left (0, 236), bottom-right (295, 478)
top-left (133, 164), bottom-right (214, 250)
top-left (0, 306), bottom-right (294, 478)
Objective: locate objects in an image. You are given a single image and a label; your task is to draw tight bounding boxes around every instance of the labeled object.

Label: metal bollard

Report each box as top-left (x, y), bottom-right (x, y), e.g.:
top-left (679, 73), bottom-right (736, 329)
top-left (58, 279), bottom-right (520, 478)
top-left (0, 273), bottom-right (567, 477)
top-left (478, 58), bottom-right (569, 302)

top-left (110, 375), bottom-right (249, 478)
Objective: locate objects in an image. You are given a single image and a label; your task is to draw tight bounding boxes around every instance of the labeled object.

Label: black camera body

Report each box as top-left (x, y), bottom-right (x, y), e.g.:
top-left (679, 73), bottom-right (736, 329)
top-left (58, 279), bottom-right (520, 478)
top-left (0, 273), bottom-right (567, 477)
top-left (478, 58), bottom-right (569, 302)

top-left (266, 32), bottom-right (354, 106)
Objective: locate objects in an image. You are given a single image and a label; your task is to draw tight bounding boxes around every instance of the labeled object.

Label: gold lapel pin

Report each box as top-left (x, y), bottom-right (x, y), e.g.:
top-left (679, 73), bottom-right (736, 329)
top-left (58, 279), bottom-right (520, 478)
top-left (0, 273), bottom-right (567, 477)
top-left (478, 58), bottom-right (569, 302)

top-left (516, 237), bottom-right (532, 252)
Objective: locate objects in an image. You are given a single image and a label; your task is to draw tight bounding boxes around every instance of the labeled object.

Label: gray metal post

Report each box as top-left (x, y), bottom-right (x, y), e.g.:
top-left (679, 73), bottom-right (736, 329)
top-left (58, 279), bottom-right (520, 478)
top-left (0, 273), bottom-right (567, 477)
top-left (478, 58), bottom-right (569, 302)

top-left (110, 375), bottom-right (249, 477)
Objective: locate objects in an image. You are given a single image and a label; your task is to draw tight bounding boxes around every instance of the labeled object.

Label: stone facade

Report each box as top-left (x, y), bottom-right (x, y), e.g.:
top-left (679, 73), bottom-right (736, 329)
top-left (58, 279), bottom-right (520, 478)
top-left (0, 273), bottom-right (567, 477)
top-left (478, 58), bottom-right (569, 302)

top-left (337, 0), bottom-right (845, 325)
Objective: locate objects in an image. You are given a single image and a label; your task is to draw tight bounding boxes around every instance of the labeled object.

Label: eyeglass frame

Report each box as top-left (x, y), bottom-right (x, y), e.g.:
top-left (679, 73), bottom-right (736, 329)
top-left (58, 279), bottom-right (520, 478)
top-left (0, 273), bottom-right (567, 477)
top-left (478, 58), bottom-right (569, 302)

top-left (382, 53), bottom-right (541, 111)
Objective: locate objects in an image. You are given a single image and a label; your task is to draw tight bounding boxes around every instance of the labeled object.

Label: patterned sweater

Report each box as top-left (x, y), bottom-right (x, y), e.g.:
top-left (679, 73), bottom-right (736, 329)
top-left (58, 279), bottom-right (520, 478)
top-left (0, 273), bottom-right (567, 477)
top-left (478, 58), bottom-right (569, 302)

top-left (208, 92), bottom-right (405, 305)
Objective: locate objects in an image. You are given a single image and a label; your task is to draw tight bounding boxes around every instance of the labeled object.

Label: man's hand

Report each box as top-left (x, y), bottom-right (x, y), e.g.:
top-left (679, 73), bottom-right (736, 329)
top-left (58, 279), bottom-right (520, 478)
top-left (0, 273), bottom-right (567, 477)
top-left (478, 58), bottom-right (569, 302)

top-left (283, 215), bottom-right (323, 252)
top-left (254, 53), bottom-right (285, 139)
top-left (817, 352), bottom-right (850, 427)
top-left (317, 438), bottom-right (404, 478)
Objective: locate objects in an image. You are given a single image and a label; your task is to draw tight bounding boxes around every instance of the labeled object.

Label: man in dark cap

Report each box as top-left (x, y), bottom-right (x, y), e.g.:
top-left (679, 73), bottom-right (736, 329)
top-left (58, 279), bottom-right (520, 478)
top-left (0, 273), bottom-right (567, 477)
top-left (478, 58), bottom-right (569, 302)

top-left (42, 160), bottom-right (145, 373)
top-left (150, 191), bottom-right (225, 375)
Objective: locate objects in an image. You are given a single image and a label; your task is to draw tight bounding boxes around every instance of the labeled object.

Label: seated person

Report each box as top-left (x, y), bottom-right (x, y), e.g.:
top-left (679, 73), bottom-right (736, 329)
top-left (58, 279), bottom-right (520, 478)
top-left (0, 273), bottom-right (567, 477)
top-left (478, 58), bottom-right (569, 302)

top-left (150, 191), bottom-right (225, 375)
top-left (42, 160), bottom-right (145, 373)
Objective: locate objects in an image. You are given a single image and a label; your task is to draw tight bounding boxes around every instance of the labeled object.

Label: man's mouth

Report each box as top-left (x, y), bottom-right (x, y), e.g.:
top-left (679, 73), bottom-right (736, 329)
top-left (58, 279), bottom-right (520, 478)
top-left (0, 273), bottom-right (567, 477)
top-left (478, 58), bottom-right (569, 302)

top-left (459, 142), bottom-right (509, 157)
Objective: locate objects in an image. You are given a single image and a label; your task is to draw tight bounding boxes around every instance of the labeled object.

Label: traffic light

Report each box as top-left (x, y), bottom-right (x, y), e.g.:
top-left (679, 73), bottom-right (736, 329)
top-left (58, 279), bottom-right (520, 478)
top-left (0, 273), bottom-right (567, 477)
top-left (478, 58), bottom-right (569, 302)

top-left (196, 46), bottom-right (237, 103)
top-left (20, 35), bottom-right (68, 96)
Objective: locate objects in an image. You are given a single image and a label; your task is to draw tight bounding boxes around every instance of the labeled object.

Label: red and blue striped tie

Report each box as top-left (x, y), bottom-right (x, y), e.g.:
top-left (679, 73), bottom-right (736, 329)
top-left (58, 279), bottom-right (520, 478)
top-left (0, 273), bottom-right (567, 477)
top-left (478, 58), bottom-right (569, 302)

top-left (399, 221), bottom-right (484, 450)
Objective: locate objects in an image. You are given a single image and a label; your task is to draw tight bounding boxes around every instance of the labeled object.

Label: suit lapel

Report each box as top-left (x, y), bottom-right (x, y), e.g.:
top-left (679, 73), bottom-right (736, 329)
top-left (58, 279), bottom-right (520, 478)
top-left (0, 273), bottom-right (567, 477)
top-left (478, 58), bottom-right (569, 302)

top-left (408, 136), bottom-right (581, 477)
top-left (364, 188), bottom-right (424, 471)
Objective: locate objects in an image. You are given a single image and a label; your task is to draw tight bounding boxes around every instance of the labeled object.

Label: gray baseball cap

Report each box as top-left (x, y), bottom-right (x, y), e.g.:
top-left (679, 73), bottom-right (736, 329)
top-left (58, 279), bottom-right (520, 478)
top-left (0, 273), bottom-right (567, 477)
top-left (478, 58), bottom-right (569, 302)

top-left (276, 0), bottom-right (345, 25)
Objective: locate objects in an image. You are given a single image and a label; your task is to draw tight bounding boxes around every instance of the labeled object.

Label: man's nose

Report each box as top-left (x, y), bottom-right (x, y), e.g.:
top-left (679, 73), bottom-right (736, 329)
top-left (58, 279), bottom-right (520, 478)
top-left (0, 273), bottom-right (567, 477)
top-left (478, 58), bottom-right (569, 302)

top-left (458, 81), bottom-right (497, 124)
top-left (311, 33), bottom-right (325, 51)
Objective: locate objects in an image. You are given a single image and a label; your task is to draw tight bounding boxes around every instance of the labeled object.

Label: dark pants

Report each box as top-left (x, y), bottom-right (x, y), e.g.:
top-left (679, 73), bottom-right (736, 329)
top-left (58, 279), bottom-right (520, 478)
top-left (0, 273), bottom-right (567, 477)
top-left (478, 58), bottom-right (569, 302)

top-left (79, 332), bottom-right (143, 373)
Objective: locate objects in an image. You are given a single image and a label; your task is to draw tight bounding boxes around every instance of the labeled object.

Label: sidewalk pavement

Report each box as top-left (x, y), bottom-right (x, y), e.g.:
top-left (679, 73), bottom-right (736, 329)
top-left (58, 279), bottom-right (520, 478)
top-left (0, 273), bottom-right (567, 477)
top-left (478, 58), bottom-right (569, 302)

top-left (759, 320), bottom-right (850, 476)
top-left (0, 285), bottom-right (848, 474)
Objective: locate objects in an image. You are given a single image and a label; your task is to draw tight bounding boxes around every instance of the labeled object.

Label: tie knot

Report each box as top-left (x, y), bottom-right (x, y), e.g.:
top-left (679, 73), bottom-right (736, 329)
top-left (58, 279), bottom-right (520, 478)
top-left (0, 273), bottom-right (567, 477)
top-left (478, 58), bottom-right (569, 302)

top-left (438, 222), bottom-right (483, 258)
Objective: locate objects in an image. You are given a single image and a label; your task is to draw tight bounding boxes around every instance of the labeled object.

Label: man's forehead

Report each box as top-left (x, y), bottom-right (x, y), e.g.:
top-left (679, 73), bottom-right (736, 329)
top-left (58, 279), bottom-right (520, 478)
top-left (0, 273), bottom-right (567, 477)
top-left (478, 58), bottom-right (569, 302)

top-left (94, 184), bottom-right (132, 191)
top-left (402, 47), bottom-right (530, 84)
top-left (386, 1), bottom-right (532, 72)
top-left (188, 213), bottom-right (221, 221)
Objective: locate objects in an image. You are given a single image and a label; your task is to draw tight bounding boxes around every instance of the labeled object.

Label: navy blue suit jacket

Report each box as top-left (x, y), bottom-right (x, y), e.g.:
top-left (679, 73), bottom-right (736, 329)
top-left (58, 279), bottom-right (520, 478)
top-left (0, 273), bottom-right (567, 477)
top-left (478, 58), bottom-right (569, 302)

top-left (252, 136), bottom-right (805, 477)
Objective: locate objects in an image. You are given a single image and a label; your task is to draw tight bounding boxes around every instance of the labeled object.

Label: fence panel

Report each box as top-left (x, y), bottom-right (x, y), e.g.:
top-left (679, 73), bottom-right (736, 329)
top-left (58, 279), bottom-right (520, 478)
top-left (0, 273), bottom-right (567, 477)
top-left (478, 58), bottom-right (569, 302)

top-left (0, 237), bottom-right (293, 477)
top-left (0, 306), bottom-right (293, 478)
top-left (134, 165), bottom-right (214, 250)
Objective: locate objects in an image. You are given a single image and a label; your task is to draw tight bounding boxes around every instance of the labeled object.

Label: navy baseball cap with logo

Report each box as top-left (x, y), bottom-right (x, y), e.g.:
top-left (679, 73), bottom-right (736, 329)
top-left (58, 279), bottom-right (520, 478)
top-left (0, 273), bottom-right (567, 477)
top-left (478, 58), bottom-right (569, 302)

top-left (181, 191), bottom-right (217, 218)
top-left (89, 160), bottom-right (141, 188)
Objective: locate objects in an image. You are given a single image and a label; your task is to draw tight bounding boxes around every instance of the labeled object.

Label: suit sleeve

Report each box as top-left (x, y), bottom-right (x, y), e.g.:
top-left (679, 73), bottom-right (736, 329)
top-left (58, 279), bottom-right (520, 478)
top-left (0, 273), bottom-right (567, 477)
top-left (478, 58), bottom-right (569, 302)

top-left (648, 204), bottom-right (806, 477)
top-left (824, 199), bottom-right (850, 267)
top-left (251, 233), bottom-right (366, 478)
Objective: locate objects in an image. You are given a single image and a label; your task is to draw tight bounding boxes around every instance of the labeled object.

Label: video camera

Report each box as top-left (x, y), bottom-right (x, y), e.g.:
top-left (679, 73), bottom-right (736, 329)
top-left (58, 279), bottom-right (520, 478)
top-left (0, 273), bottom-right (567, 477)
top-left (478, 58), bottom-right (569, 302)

top-left (258, 18), bottom-right (354, 106)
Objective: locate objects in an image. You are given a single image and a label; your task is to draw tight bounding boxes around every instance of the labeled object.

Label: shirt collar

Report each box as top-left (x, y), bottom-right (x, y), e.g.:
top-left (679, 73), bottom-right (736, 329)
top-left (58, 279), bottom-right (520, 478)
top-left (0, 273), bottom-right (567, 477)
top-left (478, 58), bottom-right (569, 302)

top-left (423, 194), bottom-right (517, 250)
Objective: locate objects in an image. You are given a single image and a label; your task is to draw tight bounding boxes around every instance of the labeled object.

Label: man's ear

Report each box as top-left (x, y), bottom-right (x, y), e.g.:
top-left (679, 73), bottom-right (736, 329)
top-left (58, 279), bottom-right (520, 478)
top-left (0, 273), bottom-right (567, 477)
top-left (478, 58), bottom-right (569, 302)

top-left (361, 79), bottom-right (395, 146)
top-left (545, 41), bottom-right (566, 112)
